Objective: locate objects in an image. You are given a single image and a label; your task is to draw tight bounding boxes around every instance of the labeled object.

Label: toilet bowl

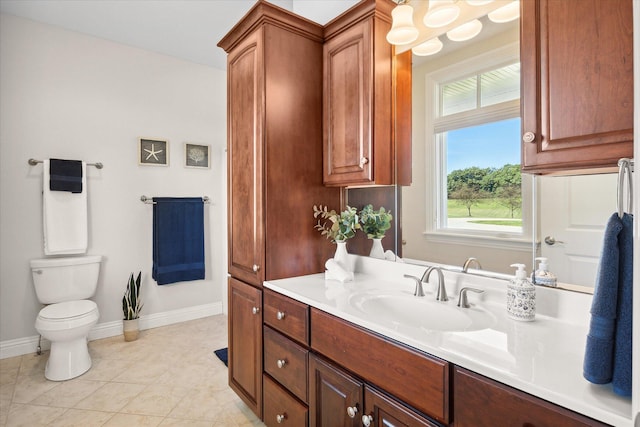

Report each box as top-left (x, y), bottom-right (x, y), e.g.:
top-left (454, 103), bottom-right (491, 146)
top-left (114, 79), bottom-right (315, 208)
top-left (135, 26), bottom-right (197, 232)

top-left (36, 300), bottom-right (99, 380)
top-left (30, 256), bottom-right (101, 381)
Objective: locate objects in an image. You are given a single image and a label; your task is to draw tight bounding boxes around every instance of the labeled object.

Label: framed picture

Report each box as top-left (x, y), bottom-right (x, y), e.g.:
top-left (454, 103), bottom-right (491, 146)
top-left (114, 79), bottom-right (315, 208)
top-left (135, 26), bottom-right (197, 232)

top-left (139, 138), bottom-right (169, 166)
top-left (185, 143), bottom-right (210, 169)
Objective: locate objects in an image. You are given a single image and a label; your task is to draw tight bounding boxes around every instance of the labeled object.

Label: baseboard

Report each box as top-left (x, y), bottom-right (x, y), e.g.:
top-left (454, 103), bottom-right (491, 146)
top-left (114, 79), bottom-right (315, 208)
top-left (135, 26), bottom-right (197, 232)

top-left (0, 302), bottom-right (223, 360)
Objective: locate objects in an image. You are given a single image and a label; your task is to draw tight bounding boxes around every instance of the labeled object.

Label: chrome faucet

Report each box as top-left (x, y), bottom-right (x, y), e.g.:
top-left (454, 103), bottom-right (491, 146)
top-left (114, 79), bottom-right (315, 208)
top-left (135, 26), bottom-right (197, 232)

top-left (457, 287), bottom-right (484, 308)
top-left (462, 257), bottom-right (482, 273)
top-left (423, 266), bottom-right (448, 302)
top-left (403, 274), bottom-right (425, 297)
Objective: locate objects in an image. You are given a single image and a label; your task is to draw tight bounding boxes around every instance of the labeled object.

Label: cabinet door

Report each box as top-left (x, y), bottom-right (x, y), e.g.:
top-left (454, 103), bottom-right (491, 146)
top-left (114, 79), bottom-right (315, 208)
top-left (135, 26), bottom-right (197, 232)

top-left (309, 354), bottom-right (363, 427)
top-left (521, 0), bottom-right (633, 173)
top-left (362, 386), bottom-right (439, 427)
top-left (228, 278), bottom-right (263, 418)
top-left (454, 367), bottom-right (608, 427)
top-left (323, 20), bottom-right (372, 186)
top-left (227, 29), bottom-right (265, 286)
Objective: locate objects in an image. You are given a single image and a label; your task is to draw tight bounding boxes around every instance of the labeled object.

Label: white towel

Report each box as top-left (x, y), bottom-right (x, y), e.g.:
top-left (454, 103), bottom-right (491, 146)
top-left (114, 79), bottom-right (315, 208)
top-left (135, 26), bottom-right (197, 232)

top-left (43, 159), bottom-right (88, 255)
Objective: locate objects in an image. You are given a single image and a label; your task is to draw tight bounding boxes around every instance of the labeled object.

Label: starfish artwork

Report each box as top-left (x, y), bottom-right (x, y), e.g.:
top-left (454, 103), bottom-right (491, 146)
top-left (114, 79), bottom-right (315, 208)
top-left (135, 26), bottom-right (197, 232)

top-left (144, 144), bottom-right (163, 161)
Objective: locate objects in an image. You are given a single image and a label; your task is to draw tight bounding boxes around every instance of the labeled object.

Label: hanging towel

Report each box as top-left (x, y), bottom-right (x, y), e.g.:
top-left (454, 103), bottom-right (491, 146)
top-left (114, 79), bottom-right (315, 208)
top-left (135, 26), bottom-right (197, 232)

top-left (43, 159), bottom-right (88, 255)
top-left (152, 197), bottom-right (205, 285)
top-left (49, 158), bottom-right (83, 193)
top-left (583, 212), bottom-right (633, 397)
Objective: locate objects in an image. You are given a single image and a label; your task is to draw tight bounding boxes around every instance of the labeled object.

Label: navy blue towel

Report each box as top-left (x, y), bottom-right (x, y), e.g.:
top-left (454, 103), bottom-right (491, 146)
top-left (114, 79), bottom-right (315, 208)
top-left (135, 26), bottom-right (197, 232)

top-left (49, 159), bottom-right (83, 193)
top-left (583, 213), bottom-right (633, 397)
top-left (152, 197), bottom-right (205, 285)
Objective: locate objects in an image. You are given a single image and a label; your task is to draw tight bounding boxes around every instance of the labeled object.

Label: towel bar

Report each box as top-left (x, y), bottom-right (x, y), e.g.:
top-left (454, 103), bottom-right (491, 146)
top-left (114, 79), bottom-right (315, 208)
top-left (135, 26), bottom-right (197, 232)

top-left (140, 195), bottom-right (210, 204)
top-left (617, 158), bottom-right (634, 218)
top-left (28, 158), bottom-right (103, 169)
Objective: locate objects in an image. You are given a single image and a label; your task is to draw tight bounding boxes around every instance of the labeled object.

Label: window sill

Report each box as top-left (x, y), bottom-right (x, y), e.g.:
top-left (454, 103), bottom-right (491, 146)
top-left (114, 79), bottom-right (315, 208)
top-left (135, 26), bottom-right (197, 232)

top-left (423, 230), bottom-right (532, 252)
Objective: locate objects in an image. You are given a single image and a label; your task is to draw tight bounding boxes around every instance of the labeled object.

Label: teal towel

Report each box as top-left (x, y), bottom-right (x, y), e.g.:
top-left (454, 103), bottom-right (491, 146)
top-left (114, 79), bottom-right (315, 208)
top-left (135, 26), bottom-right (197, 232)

top-left (152, 197), bottom-right (205, 285)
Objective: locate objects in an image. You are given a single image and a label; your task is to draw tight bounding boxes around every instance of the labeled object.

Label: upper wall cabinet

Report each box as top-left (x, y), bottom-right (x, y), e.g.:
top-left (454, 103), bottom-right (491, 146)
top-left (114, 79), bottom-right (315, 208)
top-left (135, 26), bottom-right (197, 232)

top-left (323, 0), bottom-right (412, 187)
top-left (521, 0), bottom-right (633, 174)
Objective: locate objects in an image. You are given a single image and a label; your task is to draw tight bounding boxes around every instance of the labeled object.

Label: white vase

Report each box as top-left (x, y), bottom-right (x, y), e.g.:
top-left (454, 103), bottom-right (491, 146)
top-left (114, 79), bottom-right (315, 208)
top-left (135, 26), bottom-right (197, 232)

top-left (334, 240), bottom-right (349, 271)
top-left (369, 238), bottom-right (385, 259)
top-left (123, 318), bottom-right (139, 342)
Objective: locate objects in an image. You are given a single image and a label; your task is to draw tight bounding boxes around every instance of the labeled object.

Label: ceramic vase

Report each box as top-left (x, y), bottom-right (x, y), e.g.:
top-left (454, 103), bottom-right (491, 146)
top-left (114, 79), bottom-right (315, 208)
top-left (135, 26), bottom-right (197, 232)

top-left (369, 238), bottom-right (385, 259)
top-left (334, 240), bottom-right (349, 271)
top-left (123, 318), bottom-right (139, 342)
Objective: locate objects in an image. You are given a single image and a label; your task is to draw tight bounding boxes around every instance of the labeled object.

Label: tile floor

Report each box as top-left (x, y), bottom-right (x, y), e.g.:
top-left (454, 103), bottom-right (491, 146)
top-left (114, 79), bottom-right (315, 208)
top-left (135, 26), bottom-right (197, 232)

top-left (0, 315), bottom-right (266, 427)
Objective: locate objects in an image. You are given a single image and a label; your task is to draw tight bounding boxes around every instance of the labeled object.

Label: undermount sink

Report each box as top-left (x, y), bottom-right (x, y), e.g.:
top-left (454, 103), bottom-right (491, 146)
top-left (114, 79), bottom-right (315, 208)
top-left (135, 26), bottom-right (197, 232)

top-left (348, 290), bottom-right (496, 332)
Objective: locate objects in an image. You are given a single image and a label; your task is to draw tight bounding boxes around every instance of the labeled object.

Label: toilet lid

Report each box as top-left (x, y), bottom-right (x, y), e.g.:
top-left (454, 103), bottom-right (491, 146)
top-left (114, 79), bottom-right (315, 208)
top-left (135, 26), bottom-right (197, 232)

top-left (39, 300), bottom-right (98, 321)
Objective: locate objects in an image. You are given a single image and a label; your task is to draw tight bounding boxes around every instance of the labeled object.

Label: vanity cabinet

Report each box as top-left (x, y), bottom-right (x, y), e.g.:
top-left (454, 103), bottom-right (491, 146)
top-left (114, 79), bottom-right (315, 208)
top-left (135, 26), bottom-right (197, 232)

top-left (453, 367), bottom-right (609, 427)
top-left (218, 1), bottom-right (341, 419)
top-left (322, 0), bottom-right (411, 187)
top-left (520, 0), bottom-right (633, 174)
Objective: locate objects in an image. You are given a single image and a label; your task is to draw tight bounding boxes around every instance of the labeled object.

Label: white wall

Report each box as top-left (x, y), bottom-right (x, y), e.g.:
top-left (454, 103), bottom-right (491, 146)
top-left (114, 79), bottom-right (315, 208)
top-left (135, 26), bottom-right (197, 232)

top-left (0, 14), bottom-right (228, 356)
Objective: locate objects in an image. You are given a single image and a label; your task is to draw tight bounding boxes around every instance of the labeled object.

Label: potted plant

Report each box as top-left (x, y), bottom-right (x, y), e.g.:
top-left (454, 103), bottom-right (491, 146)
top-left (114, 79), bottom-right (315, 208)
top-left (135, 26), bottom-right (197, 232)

top-left (359, 204), bottom-right (393, 259)
top-left (313, 205), bottom-right (360, 269)
top-left (122, 271), bottom-right (143, 342)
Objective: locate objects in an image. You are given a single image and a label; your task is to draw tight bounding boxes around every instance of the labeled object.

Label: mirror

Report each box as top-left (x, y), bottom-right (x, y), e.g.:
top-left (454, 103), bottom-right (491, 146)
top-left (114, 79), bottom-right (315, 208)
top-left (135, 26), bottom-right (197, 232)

top-left (348, 6), bottom-right (618, 292)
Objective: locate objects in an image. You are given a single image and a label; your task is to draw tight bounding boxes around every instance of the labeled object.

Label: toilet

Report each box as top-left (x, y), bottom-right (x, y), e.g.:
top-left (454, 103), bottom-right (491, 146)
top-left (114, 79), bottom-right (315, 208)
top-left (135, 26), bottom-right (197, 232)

top-left (30, 255), bottom-right (101, 381)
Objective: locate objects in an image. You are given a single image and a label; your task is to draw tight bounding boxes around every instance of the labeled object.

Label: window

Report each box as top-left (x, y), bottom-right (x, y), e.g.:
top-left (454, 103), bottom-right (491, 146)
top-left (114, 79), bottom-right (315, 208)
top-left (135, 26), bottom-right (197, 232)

top-left (425, 43), bottom-right (531, 241)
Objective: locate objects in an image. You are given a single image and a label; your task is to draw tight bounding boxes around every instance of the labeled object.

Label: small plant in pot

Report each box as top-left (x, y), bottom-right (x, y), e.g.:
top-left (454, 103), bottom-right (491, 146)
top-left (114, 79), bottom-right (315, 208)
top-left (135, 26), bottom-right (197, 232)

top-left (122, 272), bottom-right (143, 342)
top-left (313, 205), bottom-right (360, 271)
top-left (359, 204), bottom-right (393, 259)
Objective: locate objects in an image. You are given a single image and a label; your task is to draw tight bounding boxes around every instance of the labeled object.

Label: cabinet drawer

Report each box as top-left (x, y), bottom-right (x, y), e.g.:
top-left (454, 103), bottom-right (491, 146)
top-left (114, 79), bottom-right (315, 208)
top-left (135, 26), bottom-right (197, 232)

top-left (264, 326), bottom-right (309, 402)
top-left (263, 374), bottom-right (308, 427)
top-left (264, 289), bottom-right (309, 345)
top-left (310, 308), bottom-right (449, 424)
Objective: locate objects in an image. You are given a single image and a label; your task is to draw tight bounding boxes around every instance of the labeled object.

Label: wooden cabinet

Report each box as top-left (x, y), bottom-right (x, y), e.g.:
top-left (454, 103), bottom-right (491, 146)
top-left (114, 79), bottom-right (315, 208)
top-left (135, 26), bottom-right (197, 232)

top-left (228, 278), bottom-right (262, 417)
top-left (323, 0), bottom-right (411, 186)
top-left (453, 367), bottom-right (609, 427)
top-left (362, 386), bottom-right (439, 427)
top-left (309, 354), bottom-right (363, 427)
top-left (264, 374), bottom-right (308, 427)
top-left (520, 0), bottom-right (633, 174)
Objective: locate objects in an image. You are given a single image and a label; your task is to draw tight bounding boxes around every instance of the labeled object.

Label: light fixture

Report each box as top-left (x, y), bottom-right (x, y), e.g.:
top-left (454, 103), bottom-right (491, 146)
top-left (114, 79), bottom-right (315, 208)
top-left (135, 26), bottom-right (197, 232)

top-left (412, 37), bottom-right (444, 56)
top-left (423, 0), bottom-right (460, 28)
top-left (488, 1), bottom-right (519, 23)
top-left (465, 0), bottom-right (494, 5)
top-left (446, 19), bottom-right (483, 41)
top-left (386, 1), bottom-right (419, 45)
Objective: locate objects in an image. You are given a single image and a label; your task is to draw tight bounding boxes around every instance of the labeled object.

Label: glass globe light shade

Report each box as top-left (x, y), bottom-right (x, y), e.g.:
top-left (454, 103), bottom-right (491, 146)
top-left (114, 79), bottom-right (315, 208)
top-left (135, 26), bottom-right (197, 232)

top-left (412, 37), bottom-right (444, 56)
top-left (424, 0), bottom-right (460, 28)
top-left (386, 4), bottom-right (419, 45)
top-left (447, 19), bottom-right (483, 41)
top-left (488, 1), bottom-right (520, 23)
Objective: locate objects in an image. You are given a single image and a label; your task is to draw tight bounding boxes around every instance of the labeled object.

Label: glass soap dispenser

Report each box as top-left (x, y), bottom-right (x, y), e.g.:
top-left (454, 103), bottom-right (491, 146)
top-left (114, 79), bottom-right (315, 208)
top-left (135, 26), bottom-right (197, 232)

top-left (507, 263), bottom-right (536, 322)
top-left (533, 257), bottom-right (557, 287)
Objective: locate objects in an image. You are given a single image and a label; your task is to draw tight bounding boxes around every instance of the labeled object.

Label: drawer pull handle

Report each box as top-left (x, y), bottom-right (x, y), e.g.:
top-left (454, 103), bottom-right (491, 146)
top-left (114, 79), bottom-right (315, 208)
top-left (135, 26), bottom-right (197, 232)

top-left (347, 406), bottom-right (358, 418)
top-left (359, 157), bottom-right (369, 167)
top-left (276, 413), bottom-right (287, 423)
top-left (277, 359), bottom-right (287, 369)
top-left (252, 264), bottom-right (260, 272)
top-left (522, 131), bottom-right (535, 143)
top-left (276, 311), bottom-right (286, 320)
top-left (252, 307), bottom-right (260, 315)
top-left (362, 414), bottom-right (374, 427)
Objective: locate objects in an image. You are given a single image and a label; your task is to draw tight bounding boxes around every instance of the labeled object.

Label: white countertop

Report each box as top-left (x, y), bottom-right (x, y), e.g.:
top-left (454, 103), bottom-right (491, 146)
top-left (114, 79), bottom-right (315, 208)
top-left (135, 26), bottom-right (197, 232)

top-left (265, 262), bottom-right (632, 427)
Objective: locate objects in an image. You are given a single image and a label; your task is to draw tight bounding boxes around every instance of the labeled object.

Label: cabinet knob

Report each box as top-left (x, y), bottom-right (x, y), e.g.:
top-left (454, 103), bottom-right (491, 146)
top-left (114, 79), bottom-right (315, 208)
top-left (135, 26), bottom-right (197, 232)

top-left (362, 414), bottom-right (374, 427)
top-left (276, 311), bottom-right (286, 320)
top-left (346, 406), bottom-right (358, 418)
top-left (277, 359), bottom-right (287, 369)
top-left (359, 157), bottom-right (369, 167)
top-left (252, 264), bottom-right (260, 272)
top-left (252, 307), bottom-right (260, 315)
top-left (522, 131), bottom-right (535, 143)
top-left (276, 413), bottom-right (287, 423)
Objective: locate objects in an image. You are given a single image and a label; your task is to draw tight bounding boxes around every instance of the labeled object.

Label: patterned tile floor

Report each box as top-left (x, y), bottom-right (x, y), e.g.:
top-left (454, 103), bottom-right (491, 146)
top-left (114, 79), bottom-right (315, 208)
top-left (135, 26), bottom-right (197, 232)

top-left (0, 315), bottom-right (265, 426)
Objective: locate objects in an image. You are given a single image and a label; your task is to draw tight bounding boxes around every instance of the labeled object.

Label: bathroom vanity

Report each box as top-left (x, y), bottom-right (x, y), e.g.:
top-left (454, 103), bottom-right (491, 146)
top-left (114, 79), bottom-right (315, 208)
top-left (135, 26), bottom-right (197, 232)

top-left (262, 257), bottom-right (632, 427)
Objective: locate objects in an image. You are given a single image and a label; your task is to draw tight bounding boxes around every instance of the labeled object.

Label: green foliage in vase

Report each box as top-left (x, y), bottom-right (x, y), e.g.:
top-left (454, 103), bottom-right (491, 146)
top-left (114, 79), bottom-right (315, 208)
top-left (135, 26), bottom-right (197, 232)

top-left (359, 204), bottom-right (393, 239)
top-left (313, 205), bottom-right (361, 242)
top-left (122, 272), bottom-right (143, 320)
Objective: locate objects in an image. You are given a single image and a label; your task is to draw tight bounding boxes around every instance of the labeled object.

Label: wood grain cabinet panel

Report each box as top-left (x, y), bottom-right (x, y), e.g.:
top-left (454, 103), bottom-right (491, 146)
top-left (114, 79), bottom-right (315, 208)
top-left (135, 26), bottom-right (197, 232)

top-left (263, 374), bottom-right (308, 427)
top-left (264, 289), bottom-right (309, 345)
top-left (362, 386), bottom-right (439, 427)
top-left (264, 326), bottom-right (309, 403)
top-left (521, 0), bottom-right (633, 173)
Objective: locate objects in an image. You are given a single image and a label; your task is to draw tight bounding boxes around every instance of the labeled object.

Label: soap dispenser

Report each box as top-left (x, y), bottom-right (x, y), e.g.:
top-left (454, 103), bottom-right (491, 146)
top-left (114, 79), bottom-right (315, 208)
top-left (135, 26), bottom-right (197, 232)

top-left (533, 257), bottom-right (557, 287)
top-left (507, 263), bottom-right (536, 321)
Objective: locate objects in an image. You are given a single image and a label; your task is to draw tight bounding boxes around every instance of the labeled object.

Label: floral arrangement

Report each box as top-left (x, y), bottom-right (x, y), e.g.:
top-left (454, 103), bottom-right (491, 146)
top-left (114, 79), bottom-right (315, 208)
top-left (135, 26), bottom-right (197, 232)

top-left (122, 272), bottom-right (143, 320)
top-left (359, 204), bottom-right (393, 239)
top-left (313, 205), bottom-right (361, 242)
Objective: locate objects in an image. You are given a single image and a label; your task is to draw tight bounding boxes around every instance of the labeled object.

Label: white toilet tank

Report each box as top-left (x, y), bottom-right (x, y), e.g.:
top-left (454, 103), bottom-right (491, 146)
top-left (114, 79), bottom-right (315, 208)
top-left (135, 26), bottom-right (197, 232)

top-left (30, 255), bottom-right (102, 304)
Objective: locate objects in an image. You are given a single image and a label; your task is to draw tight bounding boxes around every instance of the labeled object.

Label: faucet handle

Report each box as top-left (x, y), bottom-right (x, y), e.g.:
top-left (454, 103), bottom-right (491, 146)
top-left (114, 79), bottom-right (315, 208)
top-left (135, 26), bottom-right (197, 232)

top-left (403, 274), bottom-right (425, 297)
top-left (457, 287), bottom-right (484, 308)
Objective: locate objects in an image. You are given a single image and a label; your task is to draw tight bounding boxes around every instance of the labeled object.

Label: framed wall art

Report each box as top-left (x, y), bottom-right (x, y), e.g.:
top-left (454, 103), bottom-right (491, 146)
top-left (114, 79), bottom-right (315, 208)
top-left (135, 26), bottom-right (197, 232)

top-left (185, 143), bottom-right (210, 169)
top-left (139, 138), bottom-right (169, 166)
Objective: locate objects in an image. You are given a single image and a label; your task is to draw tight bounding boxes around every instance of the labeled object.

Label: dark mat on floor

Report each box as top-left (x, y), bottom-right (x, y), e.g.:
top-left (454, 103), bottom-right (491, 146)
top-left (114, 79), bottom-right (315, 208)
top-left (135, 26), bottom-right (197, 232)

top-left (214, 348), bottom-right (228, 367)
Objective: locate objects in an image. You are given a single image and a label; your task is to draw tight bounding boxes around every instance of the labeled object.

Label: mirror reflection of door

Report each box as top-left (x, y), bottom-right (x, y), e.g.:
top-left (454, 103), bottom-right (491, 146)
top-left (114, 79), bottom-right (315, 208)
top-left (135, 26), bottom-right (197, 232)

top-left (538, 174), bottom-right (618, 288)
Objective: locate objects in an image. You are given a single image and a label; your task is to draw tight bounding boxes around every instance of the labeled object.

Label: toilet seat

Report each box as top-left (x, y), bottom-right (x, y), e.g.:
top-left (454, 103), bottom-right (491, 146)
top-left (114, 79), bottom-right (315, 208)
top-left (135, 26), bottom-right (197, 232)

top-left (36, 300), bottom-right (99, 331)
